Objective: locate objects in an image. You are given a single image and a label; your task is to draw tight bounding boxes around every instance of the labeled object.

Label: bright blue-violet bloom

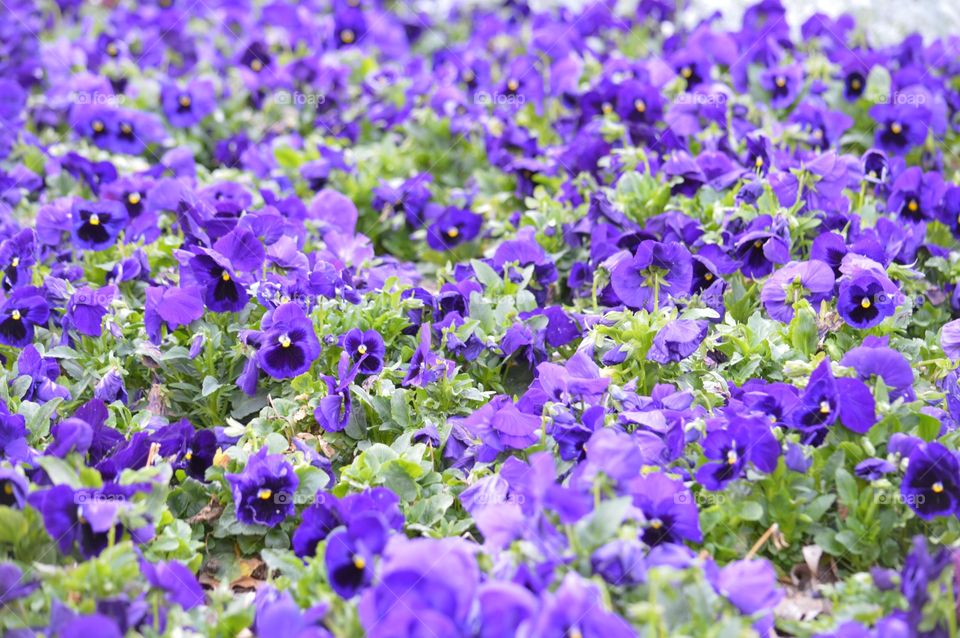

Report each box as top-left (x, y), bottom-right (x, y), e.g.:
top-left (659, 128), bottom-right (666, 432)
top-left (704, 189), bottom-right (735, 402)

top-left (226, 446), bottom-right (299, 527)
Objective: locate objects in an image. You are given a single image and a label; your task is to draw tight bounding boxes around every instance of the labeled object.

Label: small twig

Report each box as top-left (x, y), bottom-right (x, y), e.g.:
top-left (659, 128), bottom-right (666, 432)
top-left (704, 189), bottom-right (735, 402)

top-left (745, 523), bottom-right (779, 560)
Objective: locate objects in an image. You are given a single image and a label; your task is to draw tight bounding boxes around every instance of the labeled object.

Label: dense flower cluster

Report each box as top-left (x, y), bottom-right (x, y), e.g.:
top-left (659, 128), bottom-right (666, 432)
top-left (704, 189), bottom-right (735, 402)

top-left (1, 0), bottom-right (960, 636)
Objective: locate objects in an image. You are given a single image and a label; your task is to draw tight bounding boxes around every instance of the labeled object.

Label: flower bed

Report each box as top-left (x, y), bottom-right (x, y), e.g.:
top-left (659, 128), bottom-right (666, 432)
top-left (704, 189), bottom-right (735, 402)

top-left (1, 0), bottom-right (960, 636)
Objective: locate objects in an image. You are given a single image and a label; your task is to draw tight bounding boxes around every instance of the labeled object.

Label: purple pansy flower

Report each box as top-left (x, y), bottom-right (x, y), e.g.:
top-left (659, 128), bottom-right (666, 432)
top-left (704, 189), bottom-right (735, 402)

top-left (610, 241), bottom-right (693, 311)
top-left (226, 447), bottom-right (299, 527)
top-left (256, 303), bottom-right (322, 380)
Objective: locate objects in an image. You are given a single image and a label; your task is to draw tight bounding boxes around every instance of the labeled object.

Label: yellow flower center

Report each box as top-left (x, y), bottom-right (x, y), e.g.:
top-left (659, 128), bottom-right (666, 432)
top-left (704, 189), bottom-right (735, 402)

top-left (851, 78), bottom-right (861, 90)
top-left (352, 556), bottom-right (366, 570)
top-left (819, 401), bottom-right (831, 415)
top-left (890, 122), bottom-right (902, 135)
top-left (10, 257), bottom-right (19, 267)
top-left (128, 192), bottom-right (141, 205)
top-left (704, 272), bottom-right (713, 281)
top-left (601, 102), bottom-right (612, 114)
top-left (774, 76), bottom-right (786, 88)
top-left (569, 630), bottom-right (583, 638)
top-left (120, 122), bottom-right (133, 135)
top-left (447, 226), bottom-right (460, 238)
top-left (861, 297), bottom-right (872, 309)
top-left (680, 66), bottom-right (692, 79)
top-left (179, 94), bottom-right (191, 108)
top-left (2, 482), bottom-right (12, 495)
top-left (462, 69), bottom-right (475, 83)
top-left (357, 344), bottom-right (367, 355)
top-left (221, 271), bottom-right (231, 281)
top-left (634, 99), bottom-right (646, 113)
top-left (753, 240), bottom-right (763, 248)
top-left (89, 213), bottom-right (101, 226)
top-left (185, 450), bottom-right (193, 460)
top-left (726, 450), bottom-right (738, 465)
top-left (92, 120), bottom-right (105, 133)
top-left (11, 310), bottom-right (21, 321)
top-left (907, 199), bottom-right (918, 213)
top-left (250, 58), bottom-right (263, 72)
top-left (258, 488), bottom-right (272, 500)
top-left (106, 43), bottom-right (118, 57)
top-left (932, 482), bottom-right (944, 494)
top-left (278, 334), bottom-right (292, 348)
top-left (507, 79), bottom-right (519, 92)
top-left (340, 29), bottom-right (355, 44)
top-left (755, 156), bottom-right (764, 168)
top-left (650, 518), bottom-right (662, 529)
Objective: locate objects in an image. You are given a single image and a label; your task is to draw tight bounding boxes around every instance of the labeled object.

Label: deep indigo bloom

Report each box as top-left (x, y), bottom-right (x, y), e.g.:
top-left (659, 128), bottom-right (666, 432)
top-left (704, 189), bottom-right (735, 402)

top-left (886, 167), bottom-right (944, 222)
top-left (0, 561), bottom-right (38, 605)
top-left (426, 206), bottom-right (482, 251)
top-left (760, 260), bottom-right (836, 322)
top-left (789, 102), bottom-right (853, 150)
top-left (527, 572), bottom-right (636, 638)
top-left (696, 416), bottom-right (780, 491)
top-left (254, 587), bottom-right (331, 638)
top-left (94, 369), bottom-right (128, 404)
top-left (359, 537), bottom-right (478, 636)
top-left (733, 224), bottom-right (791, 279)
top-left (58, 614), bottom-right (123, 638)
top-left (28, 484), bottom-right (141, 559)
top-left (371, 174), bottom-right (432, 227)
top-left (0, 228), bottom-right (36, 291)
top-left (943, 319), bottom-right (960, 361)
top-left (476, 582), bottom-right (538, 638)
top-left (16, 345), bottom-right (70, 403)
top-left (628, 472), bottom-right (702, 546)
top-left (189, 227), bottom-right (265, 313)
top-left (172, 428), bottom-right (218, 481)
top-left (46, 417), bottom-right (93, 457)
top-left (402, 323), bottom-right (453, 387)
top-left (144, 285), bottom-right (205, 344)
top-left (760, 64), bottom-right (803, 109)
top-left (292, 494), bottom-right (343, 558)
top-left (142, 558), bottom-right (204, 610)
top-left (452, 394), bottom-right (541, 459)
top-left (837, 272), bottom-right (898, 329)
top-left (315, 351), bottom-right (359, 433)
top-left (0, 286), bottom-right (50, 347)
top-left (788, 359), bottom-right (876, 435)
top-left (855, 458), bottom-right (896, 481)
top-left (161, 79), bottom-right (216, 128)
top-left (745, 135), bottom-right (772, 175)
top-left (325, 524), bottom-right (380, 599)
top-left (707, 559), bottom-right (783, 615)
top-left (869, 103), bottom-right (930, 155)
top-left (841, 337), bottom-right (915, 402)
top-left (615, 79), bottom-right (664, 126)
top-left (901, 535), bottom-right (952, 615)
top-left (74, 107), bottom-right (166, 155)
top-left (256, 303), bottom-right (322, 379)
top-left (662, 152), bottom-right (706, 196)
top-left (862, 149), bottom-right (889, 185)
top-left (341, 328), bottom-right (385, 375)
top-left (71, 199), bottom-right (128, 251)
top-left (590, 539), bottom-right (647, 586)
top-left (0, 469), bottom-right (28, 508)
top-left (65, 285), bottom-right (115, 337)
top-left (647, 319), bottom-right (708, 364)
top-left (0, 412), bottom-right (30, 463)
top-left (610, 240), bottom-right (693, 311)
top-left (901, 442), bottom-right (960, 520)
top-left (226, 447), bottom-right (299, 527)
